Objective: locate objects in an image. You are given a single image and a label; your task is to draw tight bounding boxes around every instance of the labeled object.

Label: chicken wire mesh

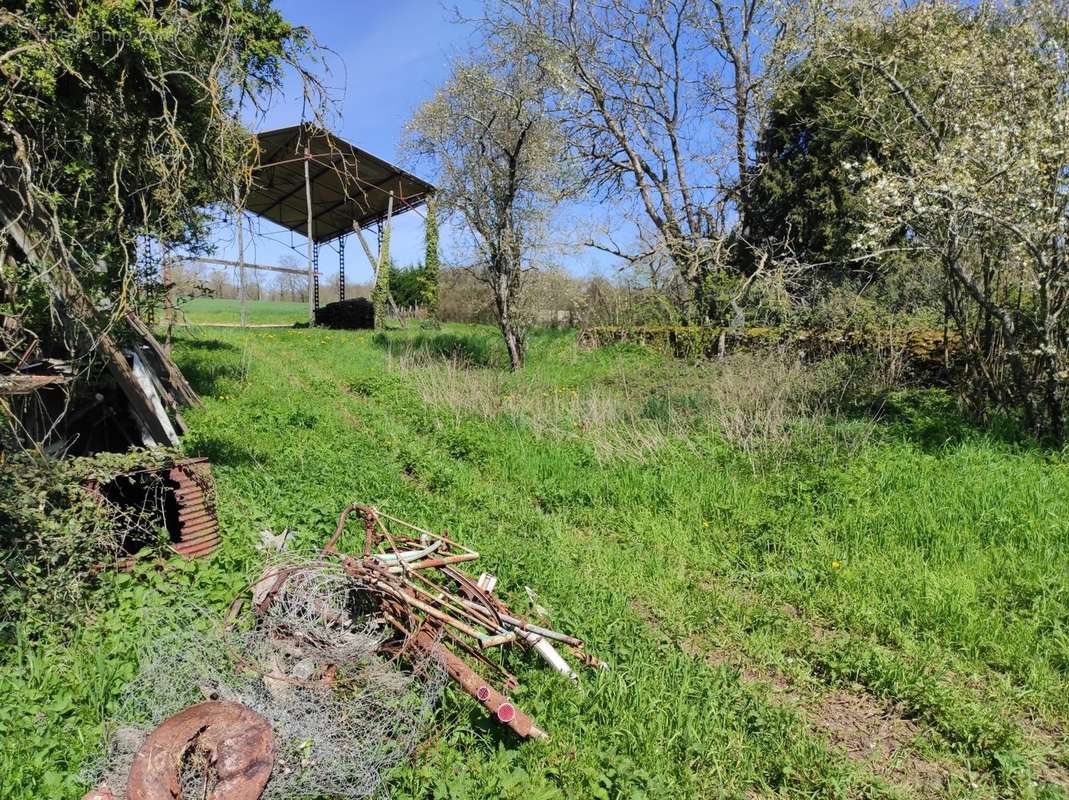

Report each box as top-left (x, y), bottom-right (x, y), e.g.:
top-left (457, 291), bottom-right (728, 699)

top-left (88, 560), bottom-right (446, 799)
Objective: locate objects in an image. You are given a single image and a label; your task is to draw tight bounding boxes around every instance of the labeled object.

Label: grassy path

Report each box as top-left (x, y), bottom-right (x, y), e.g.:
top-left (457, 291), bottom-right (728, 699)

top-left (3, 325), bottom-right (1067, 799)
top-left (175, 327), bottom-right (1068, 798)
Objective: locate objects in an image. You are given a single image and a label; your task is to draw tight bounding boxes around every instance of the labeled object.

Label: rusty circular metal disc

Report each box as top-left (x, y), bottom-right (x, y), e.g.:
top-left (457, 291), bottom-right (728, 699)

top-left (126, 700), bottom-right (274, 800)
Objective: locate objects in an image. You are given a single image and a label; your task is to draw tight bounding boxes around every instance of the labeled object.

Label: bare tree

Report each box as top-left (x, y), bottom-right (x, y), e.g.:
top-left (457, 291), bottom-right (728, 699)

top-left (208, 268), bottom-right (232, 299)
top-left (276, 254), bottom-right (308, 303)
top-left (405, 57), bottom-right (572, 368)
top-left (699, 0), bottom-right (807, 237)
top-left (484, 0), bottom-right (817, 323)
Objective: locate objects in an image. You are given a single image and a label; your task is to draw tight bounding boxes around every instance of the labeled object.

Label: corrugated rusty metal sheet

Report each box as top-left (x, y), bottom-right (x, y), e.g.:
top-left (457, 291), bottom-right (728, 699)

top-left (85, 456), bottom-right (221, 559)
top-left (167, 457), bottom-right (221, 558)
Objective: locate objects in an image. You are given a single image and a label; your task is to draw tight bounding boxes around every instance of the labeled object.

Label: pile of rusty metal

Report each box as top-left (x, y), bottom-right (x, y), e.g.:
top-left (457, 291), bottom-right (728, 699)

top-left (86, 503), bottom-right (599, 800)
top-left (314, 503), bottom-right (604, 739)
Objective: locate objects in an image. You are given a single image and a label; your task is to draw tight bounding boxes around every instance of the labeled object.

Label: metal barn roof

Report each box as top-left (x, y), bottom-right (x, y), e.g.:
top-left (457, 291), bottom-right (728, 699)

top-left (248, 124), bottom-right (435, 242)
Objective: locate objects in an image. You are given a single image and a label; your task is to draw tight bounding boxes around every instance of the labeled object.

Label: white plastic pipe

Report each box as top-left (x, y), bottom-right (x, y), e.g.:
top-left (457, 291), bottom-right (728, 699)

top-left (514, 629), bottom-right (578, 682)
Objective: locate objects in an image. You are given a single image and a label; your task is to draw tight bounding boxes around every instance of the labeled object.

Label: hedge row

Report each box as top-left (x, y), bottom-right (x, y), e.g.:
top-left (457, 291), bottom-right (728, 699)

top-left (582, 325), bottom-right (960, 375)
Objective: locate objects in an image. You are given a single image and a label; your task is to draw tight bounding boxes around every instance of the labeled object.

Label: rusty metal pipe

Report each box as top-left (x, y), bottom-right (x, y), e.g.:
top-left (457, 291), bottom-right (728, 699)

top-left (413, 628), bottom-right (547, 740)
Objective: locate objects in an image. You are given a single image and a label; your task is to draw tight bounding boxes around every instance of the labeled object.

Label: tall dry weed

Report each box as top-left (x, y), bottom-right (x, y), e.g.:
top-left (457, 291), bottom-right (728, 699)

top-left (388, 343), bottom-right (872, 462)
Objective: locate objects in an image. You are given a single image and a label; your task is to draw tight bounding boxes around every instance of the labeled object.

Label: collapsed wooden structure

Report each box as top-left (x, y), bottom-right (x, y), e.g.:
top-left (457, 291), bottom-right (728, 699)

top-left (0, 208), bottom-right (202, 454)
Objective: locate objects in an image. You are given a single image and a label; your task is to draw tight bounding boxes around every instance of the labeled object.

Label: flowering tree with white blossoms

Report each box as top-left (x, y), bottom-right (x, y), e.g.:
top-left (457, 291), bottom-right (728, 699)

top-left (827, 1), bottom-right (1068, 443)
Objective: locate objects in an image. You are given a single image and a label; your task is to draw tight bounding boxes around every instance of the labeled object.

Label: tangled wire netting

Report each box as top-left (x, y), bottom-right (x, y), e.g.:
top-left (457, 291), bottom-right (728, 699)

top-left (89, 560), bottom-right (446, 799)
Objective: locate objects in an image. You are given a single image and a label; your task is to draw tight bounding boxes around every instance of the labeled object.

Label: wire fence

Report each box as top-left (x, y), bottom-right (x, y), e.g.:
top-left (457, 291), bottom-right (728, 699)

top-left (88, 560), bottom-right (445, 799)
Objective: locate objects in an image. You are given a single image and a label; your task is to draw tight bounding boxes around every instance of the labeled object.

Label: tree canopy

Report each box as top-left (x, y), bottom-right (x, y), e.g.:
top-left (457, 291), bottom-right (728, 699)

top-left (1, 0), bottom-right (310, 353)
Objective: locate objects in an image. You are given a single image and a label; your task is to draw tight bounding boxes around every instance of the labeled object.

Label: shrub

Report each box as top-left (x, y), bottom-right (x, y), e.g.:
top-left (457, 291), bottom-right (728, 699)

top-left (585, 324), bottom-right (961, 384)
top-left (583, 325), bottom-right (777, 359)
top-left (0, 449), bottom-right (185, 639)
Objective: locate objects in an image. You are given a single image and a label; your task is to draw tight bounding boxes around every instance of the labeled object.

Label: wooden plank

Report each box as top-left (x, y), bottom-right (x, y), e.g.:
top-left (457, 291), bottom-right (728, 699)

top-left (304, 146), bottom-right (315, 326)
top-left (0, 374), bottom-right (71, 395)
top-left (1, 212), bottom-right (176, 446)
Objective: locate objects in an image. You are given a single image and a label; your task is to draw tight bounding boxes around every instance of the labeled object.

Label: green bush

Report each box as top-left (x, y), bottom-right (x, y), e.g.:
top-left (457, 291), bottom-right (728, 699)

top-left (584, 325), bottom-right (777, 359)
top-left (586, 324), bottom-right (961, 380)
top-left (0, 449), bottom-right (185, 640)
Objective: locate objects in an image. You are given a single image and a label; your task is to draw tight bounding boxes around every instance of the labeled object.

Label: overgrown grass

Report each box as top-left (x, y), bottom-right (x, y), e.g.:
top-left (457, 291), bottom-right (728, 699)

top-left (3, 325), bottom-right (1068, 799)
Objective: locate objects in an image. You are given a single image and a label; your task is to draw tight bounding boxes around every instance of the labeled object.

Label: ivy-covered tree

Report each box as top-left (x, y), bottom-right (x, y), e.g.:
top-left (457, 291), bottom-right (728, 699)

top-left (0, 0), bottom-right (311, 358)
top-left (419, 196), bottom-right (441, 324)
top-left (372, 222), bottom-right (392, 330)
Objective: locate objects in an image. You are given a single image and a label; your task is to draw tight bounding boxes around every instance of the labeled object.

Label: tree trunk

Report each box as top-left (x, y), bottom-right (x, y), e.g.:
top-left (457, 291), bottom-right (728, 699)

top-left (734, 64), bottom-right (751, 241)
top-left (501, 321), bottom-right (524, 370)
top-left (945, 253), bottom-right (1038, 434)
top-left (491, 257), bottom-right (525, 370)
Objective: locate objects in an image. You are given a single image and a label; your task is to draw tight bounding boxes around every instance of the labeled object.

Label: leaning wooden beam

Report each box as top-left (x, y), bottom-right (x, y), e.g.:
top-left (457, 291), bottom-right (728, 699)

top-left (125, 313), bottom-right (202, 408)
top-left (304, 145), bottom-right (315, 326)
top-left (352, 221), bottom-right (378, 279)
top-left (353, 200), bottom-right (402, 319)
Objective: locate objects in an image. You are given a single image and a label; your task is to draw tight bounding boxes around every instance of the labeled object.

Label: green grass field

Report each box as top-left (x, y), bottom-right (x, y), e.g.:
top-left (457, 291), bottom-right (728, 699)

top-left (179, 297), bottom-right (308, 325)
top-left (4, 324), bottom-right (1069, 799)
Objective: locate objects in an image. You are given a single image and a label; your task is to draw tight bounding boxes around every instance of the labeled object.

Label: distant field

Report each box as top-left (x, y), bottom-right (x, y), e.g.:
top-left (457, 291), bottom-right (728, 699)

top-left (178, 298), bottom-right (307, 325)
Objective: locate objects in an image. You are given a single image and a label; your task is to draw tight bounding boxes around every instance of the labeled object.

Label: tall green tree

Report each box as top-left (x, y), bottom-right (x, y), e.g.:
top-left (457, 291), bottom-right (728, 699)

top-left (749, 61), bottom-right (879, 276)
top-left (747, 28), bottom-right (940, 317)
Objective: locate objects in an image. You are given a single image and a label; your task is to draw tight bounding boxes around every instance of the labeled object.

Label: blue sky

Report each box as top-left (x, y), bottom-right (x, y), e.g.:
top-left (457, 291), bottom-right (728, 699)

top-left (204, 0), bottom-right (618, 286)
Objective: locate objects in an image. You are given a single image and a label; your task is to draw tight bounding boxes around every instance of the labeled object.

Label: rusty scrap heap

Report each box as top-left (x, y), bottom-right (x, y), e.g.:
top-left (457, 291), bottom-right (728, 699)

top-left (317, 503), bottom-right (604, 738)
top-left (89, 504), bottom-right (600, 800)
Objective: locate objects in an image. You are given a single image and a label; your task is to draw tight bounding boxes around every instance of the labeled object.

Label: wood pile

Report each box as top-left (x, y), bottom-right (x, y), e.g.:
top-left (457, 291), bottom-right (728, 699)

top-left (313, 298), bottom-right (375, 329)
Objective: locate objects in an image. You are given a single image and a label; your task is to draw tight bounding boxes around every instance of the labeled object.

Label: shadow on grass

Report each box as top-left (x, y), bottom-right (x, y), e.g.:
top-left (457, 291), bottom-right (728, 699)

top-left (183, 433), bottom-right (263, 467)
top-left (175, 337), bottom-right (240, 352)
top-left (864, 388), bottom-right (1034, 452)
top-left (372, 330), bottom-right (506, 368)
top-left (170, 336), bottom-right (245, 397)
top-left (174, 359), bottom-right (245, 397)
